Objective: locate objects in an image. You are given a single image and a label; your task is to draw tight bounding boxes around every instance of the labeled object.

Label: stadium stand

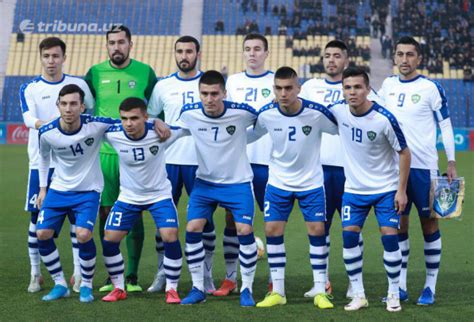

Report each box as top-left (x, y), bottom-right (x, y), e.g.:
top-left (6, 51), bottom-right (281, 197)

top-left (1, 0), bottom-right (183, 122)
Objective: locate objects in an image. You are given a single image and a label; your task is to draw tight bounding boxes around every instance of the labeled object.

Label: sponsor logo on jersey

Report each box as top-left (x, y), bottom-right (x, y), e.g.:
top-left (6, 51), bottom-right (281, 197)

top-left (84, 138), bottom-right (94, 146)
top-left (198, 128), bottom-right (207, 132)
top-left (302, 125), bottom-right (312, 135)
top-left (411, 94), bottom-right (421, 103)
top-left (342, 123), bottom-right (350, 128)
top-left (367, 131), bottom-right (377, 141)
top-left (42, 95), bottom-right (51, 100)
top-left (149, 145), bottom-right (159, 155)
top-left (274, 128), bottom-right (282, 132)
top-left (226, 125), bottom-right (236, 135)
top-left (128, 80), bottom-right (136, 89)
top-left (261, 88), bottom-right (271, 98)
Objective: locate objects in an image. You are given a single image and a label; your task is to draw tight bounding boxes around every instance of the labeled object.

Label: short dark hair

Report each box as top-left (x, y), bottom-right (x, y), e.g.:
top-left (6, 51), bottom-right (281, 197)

top-left (199, 70), bottom-right (225, 90)
top-left (342, 67), bottom-right (370, 87)
top-left (39, 37), bottom-right (66, 55)
top-left (175, 35), bottom-right (200, 53)
top-left (58, 84), bottom-right (85, 103)
top-left (275, 66), bottom-right (298, 79)
top-left (106, 25), bottom-right (131, 41)
top-left (119, 97), bottom-right (147, 112)
top-left (243, 33), bottom-right (269, 51)
top-left (395, 36), bottom-right (421, 55)
top-left (325, 39), bottom-right (348, 52)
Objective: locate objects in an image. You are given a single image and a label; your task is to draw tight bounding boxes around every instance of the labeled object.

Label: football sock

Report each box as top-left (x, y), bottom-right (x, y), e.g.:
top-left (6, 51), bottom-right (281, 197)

top-left (424, 230), bottom-right (442, 293)
top-left (398, 233), bottom-right (409, 291)
top-left (69, 224), bottom-right (81, 276)
top-left (202, 221), bottom-right (216, 280)
top-left (266, 235), bottom-right (285, 296)
top-left (38, 238), bottom-right (66, 287)
top-left (28, 212), bottom-right (41, 276)
top-left (185, 231), bottom-right (205, 292)
top-left (325, 232), bottom-right (330, 280)
top-left (343, 230), bottom-right (364, 296)
top-left (125, 216), bottom-right (144, 278)
top-left (223, 228), bottom-right (239, 282)
top-left (381, 235), bottom-right (402, 295)
top-left (163, 240), bottom-right (183, 291)
top-left (102, 239), bottom-right (125, 290)
top-left (309, 234), bottom-right (327, 294)
top-left (79, 238), bottom-right (96, 289)
top-left (155, 232), bottom-right (165, 275)
top-left (238, 233), bottom-right (257, 293)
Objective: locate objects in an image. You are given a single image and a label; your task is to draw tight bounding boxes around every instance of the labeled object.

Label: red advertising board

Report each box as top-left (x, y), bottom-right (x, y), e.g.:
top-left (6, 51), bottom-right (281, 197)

top-left (7, 124), bottom-right (29, 144)
top-left (470, 130), bottom-right (474, 151)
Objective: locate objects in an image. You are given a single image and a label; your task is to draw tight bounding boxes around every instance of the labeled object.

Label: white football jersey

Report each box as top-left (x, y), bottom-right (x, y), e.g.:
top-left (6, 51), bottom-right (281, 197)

top-left (226, 71), bottom-right (274, 165)
top-left (300, 78), bottom-right (383, 167)
top-left (105, 124), bottom-right (189, 205)
top-left (329, 101), bottom-right (408, 194)
top-left (379, 75), bottom-right (450, 170)
top-left (147, 72), bottom-right (202, 165)
top-left (176, 101), bottom-right (257, 184)
top-left (19, 74), bottom-right (94, 169)
top-left (38, 115), bottom-right (117, 192)
top-left (252, 99), bottom-right (338, 191)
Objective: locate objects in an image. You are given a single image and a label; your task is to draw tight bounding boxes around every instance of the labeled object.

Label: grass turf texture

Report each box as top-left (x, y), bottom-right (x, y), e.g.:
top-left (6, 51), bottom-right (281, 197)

top-left (1, 145), bottom-right (473, 321)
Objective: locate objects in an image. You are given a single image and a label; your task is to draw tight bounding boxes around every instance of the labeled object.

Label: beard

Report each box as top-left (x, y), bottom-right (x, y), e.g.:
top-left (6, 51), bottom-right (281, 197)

top-left (110, 52), bottom-right (129, 66)
top-left (177, 58), bottom-right (197, 73)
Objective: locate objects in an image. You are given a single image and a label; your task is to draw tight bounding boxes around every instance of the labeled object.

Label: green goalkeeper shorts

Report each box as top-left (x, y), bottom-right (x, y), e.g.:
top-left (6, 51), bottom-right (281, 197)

top-left (100, 152), bottom-right (120, 207)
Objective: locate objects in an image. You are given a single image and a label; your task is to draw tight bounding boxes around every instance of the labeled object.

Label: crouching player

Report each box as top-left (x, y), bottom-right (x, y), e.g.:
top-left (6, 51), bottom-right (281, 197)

top-left (101, 97), bottom-right (185, 303)
top-left (36, 84), bottom-right (119, 302)
top-left (329, 67), bottom-right (411, 312)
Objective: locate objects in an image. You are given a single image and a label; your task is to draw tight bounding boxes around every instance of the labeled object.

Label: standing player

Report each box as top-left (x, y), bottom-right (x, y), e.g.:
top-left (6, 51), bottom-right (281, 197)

top-left (213, 32), bottom-right (275, 296)
top-left (300, 40), bottom-right (382, 297)
top-left (36, 84), bottom-right (118, 302)
top-left (19, 37), bottom-right (94, 293)
top-left (147, 36), bottom-right (217, 294)
top-left (248, 67), bottom-right (336, 309)
top-left (101, 98), bottom-right (185, 304)
top-left (329, 67), bottom-right (411, 312)
top-left (176, 71), bottom-right (258, 306)
top-left (85, 25), bottom-right (157, 292)
top-left (379, 36), bottom-right (457, 305)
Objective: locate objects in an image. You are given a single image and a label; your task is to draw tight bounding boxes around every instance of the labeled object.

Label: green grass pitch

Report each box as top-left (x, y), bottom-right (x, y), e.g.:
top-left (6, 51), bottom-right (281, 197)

top-left (1, 145), bottom-right (473, 321)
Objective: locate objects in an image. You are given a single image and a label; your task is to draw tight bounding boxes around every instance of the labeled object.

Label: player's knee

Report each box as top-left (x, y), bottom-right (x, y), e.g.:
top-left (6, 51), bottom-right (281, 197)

top-left (380, 226), bottom-right (398, 236)
top-left (160, 228), bottom-right (178, 243)
top-left (225, 211), bottom-right (236, 228)
top-left (236, 224), bottom-right (253, 236)
top-left (76, 229), bottom-right (93, 243)
top-left (343, 225), bottom-right (361, 233)
top-left (36, 229), bottom-right (54, 240)
top-left (104, 230), bottom-right (125, 243)
top-left (265, 222), bottom-right (284, 237)
top-left (306, 222), bottom-right (325, 236)
top-left (186, 219), bottom-right (205, 233)
top-left (420, 217), bottom-right (438, 235)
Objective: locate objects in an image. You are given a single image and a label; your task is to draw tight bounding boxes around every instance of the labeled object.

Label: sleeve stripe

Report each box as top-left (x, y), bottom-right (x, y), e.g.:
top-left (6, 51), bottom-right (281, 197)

top-left (19, 83), bottom-right (30, 113)
top-left (377, 107), bottom-right (407, 150)
top-left (432, 80), bottom-right (449, 122)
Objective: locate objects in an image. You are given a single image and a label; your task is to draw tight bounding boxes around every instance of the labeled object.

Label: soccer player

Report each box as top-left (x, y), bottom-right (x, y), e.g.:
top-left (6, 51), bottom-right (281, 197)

top-left (378, 36), bottom-right (457, 305)
top-left (175, 71), bottom-right (258, 306)
top-left (101, 97), bottom-right (185, 304)
top-left (329, 67), bottom-right (410, 312)
top-left (247, 67), bottom-right (336, 309)
top-left (36, 84), bottom-right (118, 302)
top-left (214, 32), bottom-right (275, 296)
top-left (19, 37), bottom-right (94, 293)
top-left (300, 40), bottom-right (382, 297)
top-left (85, 25), bottom-right (157, 292)
top-left (147, 36), bottom-right (217, 294)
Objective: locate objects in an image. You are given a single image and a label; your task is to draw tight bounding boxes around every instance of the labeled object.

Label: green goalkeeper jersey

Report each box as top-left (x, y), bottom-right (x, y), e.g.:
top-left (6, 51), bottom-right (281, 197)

top-left (85, 59), bottom-right (157, 153)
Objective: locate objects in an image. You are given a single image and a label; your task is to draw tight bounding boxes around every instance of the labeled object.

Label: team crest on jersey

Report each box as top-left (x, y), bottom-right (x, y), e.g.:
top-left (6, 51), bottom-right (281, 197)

top-left (302, 125), bottom-right (312, 135)
top-left (128, 80), bottom-right (136, 89)
top-left (149, 145), bottom-right (159, 155)
top-left (226, 125), bottom-right (236, 135)
top-left (261, 88), bottom-right (271, 98)
top-left (84, 138), bottom-right (95, 146)
top-left (411, 94), bottom-right (421, 104)
top-left (367, 131), bottom-right (377, 141)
